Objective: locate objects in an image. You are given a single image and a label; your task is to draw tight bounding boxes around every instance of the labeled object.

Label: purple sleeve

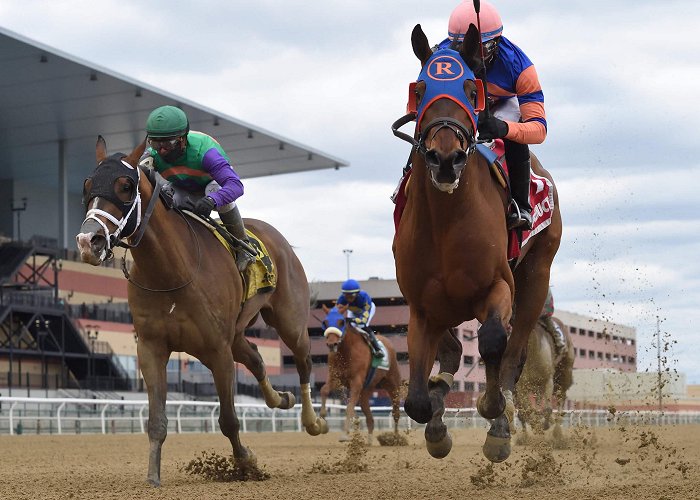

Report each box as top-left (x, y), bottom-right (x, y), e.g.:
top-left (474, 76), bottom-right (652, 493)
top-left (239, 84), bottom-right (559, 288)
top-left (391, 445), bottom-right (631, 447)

top-left (201, 148), bottom-right (244, 206)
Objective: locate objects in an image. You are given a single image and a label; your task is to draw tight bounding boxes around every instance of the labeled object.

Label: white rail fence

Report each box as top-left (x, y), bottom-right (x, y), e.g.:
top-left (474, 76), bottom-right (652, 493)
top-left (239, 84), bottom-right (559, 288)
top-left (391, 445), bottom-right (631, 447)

top-left (1, 397), bottom-right (700, 436)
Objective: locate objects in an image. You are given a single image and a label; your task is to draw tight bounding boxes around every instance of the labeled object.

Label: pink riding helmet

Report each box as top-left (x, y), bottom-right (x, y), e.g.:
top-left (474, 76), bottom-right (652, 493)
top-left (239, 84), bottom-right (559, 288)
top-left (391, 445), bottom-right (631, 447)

top-left (448, 0), bottom-right (503, 42)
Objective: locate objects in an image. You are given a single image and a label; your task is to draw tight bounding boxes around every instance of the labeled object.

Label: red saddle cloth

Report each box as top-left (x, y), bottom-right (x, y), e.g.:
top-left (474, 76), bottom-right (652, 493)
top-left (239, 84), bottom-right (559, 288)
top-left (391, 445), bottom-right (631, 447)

top-left (393, 139), bottom-right (554, 261)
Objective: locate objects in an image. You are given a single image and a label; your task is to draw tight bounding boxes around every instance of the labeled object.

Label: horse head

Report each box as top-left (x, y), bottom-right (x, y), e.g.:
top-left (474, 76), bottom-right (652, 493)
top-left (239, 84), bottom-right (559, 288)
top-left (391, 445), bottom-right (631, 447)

top-left (76, 136), bottom-right (147, 265)
top-left (321, 305), bottom-right (346, 353)
top-left (407, 23), bottom-right (485, 193)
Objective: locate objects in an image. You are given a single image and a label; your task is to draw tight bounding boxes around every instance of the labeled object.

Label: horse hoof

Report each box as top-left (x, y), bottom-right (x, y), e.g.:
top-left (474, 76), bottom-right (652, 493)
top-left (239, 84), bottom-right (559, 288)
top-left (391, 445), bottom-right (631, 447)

top-left (476, 392), bottom-right (506, 420)
top-left (318, 418), bottom-right (329, 434)
top-left (146, 477), bottom-right (161, 488)
top-left (482, 434), bottom-right (511, 463)
top-left (305, 417), bottom-right (326, 436)
top-left (279, 392), bottom-right (296, 410)
top-left (425, 431), bottom-right (452, 459)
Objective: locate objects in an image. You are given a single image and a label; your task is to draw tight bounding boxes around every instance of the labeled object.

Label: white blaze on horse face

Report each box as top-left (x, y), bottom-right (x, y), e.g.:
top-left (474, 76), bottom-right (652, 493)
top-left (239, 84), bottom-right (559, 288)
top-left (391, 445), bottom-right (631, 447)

top-left (75, 231), bottom-right (104, 265)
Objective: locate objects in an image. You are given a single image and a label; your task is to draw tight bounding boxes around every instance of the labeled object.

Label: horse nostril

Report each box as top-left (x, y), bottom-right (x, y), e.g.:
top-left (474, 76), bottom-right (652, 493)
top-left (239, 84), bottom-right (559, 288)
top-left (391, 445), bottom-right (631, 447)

top-left (425, 150), bottom-right (440, 168)
top-left (453, 150), bottom-right (467, 169)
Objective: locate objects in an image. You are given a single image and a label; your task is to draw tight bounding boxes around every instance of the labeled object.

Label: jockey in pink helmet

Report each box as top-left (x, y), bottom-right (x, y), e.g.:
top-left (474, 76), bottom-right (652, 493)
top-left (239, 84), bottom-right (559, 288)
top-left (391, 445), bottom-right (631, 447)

top-left (441, 1), bottom-right (547, 230)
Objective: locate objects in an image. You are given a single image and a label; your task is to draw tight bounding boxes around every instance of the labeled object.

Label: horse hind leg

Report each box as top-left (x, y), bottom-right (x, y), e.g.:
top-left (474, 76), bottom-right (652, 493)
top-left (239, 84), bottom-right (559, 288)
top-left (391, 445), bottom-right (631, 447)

top-left (231, 336), bottom-right (296, 410)
top-left (137, 341), bottom-right (170, 487)
top-left (261, 312), bottom-right (328, 436)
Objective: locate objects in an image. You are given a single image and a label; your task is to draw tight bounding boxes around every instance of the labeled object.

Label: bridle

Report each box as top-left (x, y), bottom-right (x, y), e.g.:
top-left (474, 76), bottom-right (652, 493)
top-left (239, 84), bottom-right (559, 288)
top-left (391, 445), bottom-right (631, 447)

top-left (81, 156), bottom-right (202, 292)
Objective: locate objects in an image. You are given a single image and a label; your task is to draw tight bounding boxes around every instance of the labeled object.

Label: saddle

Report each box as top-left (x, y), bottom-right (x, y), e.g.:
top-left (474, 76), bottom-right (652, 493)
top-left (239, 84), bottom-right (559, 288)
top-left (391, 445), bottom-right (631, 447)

top-left (188, 213), bottom-right (277, 301)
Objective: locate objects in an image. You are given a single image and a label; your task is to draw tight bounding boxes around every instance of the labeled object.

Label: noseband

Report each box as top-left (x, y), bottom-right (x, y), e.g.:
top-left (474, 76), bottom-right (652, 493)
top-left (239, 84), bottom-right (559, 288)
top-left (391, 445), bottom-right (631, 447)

top-left (392, 112), bottom-right (476, 158)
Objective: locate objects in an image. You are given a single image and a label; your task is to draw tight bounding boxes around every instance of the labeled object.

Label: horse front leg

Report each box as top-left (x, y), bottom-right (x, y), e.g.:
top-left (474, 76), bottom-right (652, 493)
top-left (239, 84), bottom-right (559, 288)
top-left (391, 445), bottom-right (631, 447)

top-left (404, 313), bottom-right (440, 425)
top-left (340, 381), bottom-right (362, 442)
top-left (359, 391), bottom-right (374, 445)
top-left (477, 309), bottom-right (512, 463)
top-left (209, 349), bottom-right (253, 464)
top-left (421, 328), bottom-right (463, 458)
top-left (137, 340), bottom-right (170, 487)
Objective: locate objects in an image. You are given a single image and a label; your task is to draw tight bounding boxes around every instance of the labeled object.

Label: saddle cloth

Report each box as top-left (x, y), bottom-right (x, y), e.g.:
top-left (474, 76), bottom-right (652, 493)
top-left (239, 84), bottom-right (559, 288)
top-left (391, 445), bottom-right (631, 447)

top-left (181, 214), bottom-right (276, 300)
top-left (372, 341), bottom-right (390, 371)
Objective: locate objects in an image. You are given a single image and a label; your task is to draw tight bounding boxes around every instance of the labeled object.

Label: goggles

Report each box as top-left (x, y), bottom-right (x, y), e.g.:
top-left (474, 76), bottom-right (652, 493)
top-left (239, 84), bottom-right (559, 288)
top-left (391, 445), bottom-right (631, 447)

top-left (148, 137), bottom-right (181, 151)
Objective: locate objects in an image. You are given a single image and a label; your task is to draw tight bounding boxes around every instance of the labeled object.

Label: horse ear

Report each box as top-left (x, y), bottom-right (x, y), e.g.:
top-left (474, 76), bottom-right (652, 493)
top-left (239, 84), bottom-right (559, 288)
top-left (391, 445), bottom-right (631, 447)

top-left (96, 135), bottom-right (107, 164)
top-left (411, 24), bottom-right (432, 66)
top-left (124, 138), bottom-right (147, 169)
top-left (460, 24), bottom-right (482, 75)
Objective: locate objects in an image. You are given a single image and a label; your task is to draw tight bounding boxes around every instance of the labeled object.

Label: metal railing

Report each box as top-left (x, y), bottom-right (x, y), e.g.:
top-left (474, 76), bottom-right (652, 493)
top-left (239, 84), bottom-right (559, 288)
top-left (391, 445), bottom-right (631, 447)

top-left (1, 396), bottom-right (700, 436)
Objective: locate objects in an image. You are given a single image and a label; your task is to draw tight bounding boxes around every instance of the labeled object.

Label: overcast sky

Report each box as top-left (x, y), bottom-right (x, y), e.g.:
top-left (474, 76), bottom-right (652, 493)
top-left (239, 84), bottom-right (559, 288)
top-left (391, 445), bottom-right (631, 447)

top-left (2, 0), bottom-right (699, 383)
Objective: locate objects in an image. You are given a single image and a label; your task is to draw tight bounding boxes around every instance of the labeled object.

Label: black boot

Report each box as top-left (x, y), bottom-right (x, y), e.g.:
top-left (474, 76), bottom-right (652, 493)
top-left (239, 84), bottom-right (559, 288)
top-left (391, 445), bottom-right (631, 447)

top-left (365, 326), bottom-right (384, 358)
top-left (219, 206), bottom-right (255, 272)
top-left (504, 139), bottom-right (533, 230)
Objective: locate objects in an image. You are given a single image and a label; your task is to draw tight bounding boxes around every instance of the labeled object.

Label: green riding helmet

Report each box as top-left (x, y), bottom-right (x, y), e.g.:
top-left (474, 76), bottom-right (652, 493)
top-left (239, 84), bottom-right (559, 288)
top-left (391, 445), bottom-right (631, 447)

top-left (146, 105), bottom-right (190, 138)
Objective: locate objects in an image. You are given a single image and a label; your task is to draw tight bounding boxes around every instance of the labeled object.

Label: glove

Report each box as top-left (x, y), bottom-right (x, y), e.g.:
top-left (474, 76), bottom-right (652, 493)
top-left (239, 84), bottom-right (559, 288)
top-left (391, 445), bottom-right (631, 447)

top-left (193, 196), bottom-right (216, 216)
top-left (477, 114), bottom-right (509, 141)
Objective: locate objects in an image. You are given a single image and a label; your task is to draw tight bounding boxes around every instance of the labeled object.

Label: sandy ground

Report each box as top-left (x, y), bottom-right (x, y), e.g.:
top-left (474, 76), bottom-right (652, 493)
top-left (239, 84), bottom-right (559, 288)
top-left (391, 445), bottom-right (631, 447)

top-left (0, 423), bottom-right (698, 500)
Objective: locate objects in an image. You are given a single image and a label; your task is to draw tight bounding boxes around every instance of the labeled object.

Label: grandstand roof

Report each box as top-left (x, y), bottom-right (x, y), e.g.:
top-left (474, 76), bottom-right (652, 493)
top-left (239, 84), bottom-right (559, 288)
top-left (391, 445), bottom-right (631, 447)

top-left (0, 26), bottom-right (348, 195)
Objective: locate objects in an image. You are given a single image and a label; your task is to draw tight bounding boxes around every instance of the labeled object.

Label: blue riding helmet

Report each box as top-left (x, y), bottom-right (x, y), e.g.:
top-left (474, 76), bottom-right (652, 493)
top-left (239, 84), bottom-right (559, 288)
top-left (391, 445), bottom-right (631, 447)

top-left (341, 279), bottom-right (361, 294)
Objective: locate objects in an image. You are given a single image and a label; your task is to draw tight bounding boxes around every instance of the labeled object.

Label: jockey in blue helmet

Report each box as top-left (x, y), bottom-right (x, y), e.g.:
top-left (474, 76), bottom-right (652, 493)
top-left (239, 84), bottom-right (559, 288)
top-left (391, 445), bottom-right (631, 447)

top-left (336, 279), bottom-right (384, 358)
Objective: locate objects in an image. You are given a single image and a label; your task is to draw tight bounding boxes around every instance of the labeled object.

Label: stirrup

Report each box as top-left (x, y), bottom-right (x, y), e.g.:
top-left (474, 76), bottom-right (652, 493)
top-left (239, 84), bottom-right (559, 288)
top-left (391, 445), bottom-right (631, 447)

top-left (236, 248), bottom-right (255, 272)
top-left (371, 344), bottom-right (384, 358)
top-left (506, 200), bottom-right (532, 230)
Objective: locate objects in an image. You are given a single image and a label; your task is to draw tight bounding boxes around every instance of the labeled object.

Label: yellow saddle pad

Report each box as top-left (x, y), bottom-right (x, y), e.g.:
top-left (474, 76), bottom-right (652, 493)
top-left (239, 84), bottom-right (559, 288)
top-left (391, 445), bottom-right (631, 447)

top-left (210, 226), bottom-right (277, 300)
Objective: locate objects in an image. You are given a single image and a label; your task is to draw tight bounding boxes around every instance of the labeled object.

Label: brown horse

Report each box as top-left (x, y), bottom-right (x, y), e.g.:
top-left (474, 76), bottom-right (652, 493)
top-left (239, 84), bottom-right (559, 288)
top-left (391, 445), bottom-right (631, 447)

top-left (318, 306), bottom-right (402, 444)
top-left (392, 24), bottom-right (562, 462)
top-left (76, 137), bottom-right (327, 486)
top-left (515, 316), bottom-right (574, 441)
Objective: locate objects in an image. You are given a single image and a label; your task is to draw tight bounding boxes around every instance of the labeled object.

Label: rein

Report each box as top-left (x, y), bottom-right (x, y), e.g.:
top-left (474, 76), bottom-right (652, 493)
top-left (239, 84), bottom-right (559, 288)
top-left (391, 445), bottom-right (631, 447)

top-left (120, 207), bottom-right (203, 293)
top-left (392, 112), bottom-right (476, 156)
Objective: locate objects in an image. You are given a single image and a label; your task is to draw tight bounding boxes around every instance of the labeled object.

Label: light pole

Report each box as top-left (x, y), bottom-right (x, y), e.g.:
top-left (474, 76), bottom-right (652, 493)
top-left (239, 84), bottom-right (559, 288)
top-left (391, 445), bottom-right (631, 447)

top-left (10, 197), bottom-right (27, 241)
top-left (343, 249), bottom-right (353, 279)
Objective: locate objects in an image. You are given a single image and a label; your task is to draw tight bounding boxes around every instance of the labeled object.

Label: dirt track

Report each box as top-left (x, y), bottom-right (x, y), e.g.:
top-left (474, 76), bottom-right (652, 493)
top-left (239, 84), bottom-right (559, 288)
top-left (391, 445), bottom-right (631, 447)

top-left (0, 424), bottom-right (698, 500)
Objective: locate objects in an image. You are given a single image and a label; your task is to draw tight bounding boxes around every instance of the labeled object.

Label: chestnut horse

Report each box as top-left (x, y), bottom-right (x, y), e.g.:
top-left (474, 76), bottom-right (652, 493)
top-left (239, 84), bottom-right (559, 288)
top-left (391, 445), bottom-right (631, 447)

top-left (515, 316), bottom-right (574, 440)
top-left (392, 25), bottom-right (562, 462)
top-left (76, 137), bottom-right (327, 486)
top-left (318, 306), bottom-right (402, 444)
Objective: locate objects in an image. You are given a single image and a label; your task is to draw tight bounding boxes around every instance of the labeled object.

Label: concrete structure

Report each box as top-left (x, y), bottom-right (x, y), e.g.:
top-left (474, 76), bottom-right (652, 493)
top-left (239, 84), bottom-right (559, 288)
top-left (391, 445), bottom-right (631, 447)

top-left (0, 25), bottom-right (347, 250)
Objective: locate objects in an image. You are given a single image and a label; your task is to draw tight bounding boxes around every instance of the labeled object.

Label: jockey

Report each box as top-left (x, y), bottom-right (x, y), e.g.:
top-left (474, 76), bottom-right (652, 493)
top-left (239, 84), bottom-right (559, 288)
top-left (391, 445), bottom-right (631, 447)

top-left (336, 279), bottom-right (384, 358)
top-left (540, 287), bottom-right (566, 357)
top-left (140, 105), bottom-right (254, 272)
top-left (439, 0), bottom-right (547, 230)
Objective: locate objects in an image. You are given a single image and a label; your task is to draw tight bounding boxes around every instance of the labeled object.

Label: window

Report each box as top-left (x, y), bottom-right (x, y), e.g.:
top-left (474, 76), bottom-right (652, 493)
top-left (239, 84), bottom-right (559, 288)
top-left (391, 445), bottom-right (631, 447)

top-left (311, 354), bottom-right (328, 364)
top-left (569, 326), bottom-right (576, 334)
top-left (605, 353), bottom-right (611, 361)
top-left (588, 350), bottom-right (595, 359)
top-left (621, 355), bottom-right (627, 363)
top-left (597, 352), bottom-right (603, 360)
top-left (597, 332), bottom-right (603, 339)
top-left (464, 382), bottom-right (475, 391)
top-left (397, 352), bottom-right (409, 363)
top-left (629, 357), bottom-right (636, 364)
top-left (579, 350), bottom-right (586, 358)
top-left (478, 383), bottom-right (487, 392)
top-left (463, 355), bottom-right (474, 366)
top-left (579, 328), bottom-right (586, 336)
top-left (452, 381), bottom-right (461, 391)
top-left (588, 330), bottom-right (595, 337)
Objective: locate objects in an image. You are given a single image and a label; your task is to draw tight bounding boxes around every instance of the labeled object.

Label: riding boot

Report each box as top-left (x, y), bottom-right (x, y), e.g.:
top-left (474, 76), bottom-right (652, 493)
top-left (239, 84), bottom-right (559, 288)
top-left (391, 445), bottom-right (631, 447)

top-left (543, 316), bottom-right (566, 357)
top-left (504, 139), bottom-right (533, 230)
top-left (219, 206), bottom-right (255, 272)
top-left (362, 326), bottom-right (384, 358)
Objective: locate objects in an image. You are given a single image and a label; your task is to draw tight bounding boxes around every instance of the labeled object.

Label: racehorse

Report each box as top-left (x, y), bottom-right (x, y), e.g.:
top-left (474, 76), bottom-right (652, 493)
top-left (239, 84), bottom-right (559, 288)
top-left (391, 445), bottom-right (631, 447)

top-left (76, 137), bottom-right (327, 486)
top-left (392, 24), bottom-right (562, 462)
top-left (318, 306), bottom-right (402, 444)
top-left (515, 316), bottom-right (574, 441)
